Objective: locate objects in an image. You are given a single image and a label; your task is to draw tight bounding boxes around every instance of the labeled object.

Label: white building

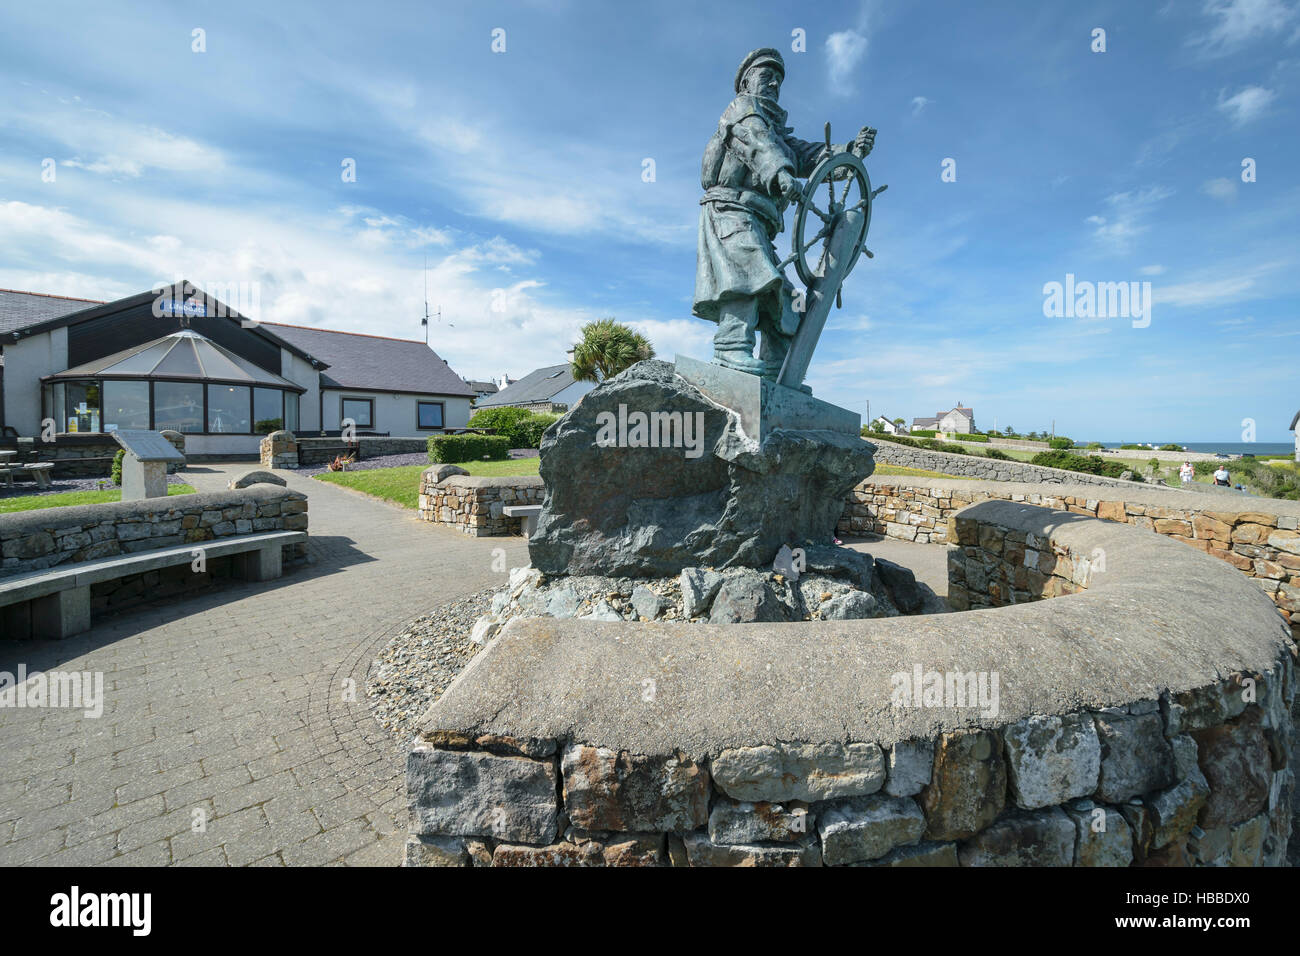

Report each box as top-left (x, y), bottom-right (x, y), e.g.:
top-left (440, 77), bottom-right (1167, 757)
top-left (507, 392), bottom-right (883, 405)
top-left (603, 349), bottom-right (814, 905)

top-left (1291, 410), bottom-right (1300, 463)
top-left (870, 415), bottom-right (908, 435)
top-left (913, 404), bottom-right (976, 435)
top-left (0, 282), bottom-right (475, 455)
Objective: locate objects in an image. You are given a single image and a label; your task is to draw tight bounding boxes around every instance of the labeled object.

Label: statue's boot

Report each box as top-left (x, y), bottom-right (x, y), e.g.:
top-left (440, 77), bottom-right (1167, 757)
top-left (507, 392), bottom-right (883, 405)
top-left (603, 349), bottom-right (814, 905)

top-left (758, 326), bottom-right (809, 391)
top-left (713, 299), bottom-right (766, 374)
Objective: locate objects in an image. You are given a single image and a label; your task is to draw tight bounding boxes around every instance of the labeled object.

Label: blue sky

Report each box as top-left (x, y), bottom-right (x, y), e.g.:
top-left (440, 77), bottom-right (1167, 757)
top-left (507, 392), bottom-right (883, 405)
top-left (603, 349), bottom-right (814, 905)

top-left (0, 0), bottom-right (1296, 441)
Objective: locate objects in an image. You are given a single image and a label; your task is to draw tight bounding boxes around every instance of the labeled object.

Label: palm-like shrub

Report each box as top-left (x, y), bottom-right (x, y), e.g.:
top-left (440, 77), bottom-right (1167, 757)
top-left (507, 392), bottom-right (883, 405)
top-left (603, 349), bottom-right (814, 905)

top-left (570, 318), bottom-right (654, 383)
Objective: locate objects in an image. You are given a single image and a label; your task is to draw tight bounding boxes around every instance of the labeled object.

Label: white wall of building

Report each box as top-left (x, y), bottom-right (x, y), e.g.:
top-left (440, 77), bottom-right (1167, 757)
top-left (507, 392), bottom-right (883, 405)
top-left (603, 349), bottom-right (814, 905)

top-left (320, 389), bottom-right (472, 436)
top-left (2, 328), bottom-right (66, 435)
top-left (281, 349), bottom-right (319, 432)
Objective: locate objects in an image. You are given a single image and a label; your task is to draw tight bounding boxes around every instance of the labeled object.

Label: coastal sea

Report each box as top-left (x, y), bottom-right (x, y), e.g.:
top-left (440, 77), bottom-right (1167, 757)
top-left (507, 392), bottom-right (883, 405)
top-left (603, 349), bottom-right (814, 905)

top-left (1095, 442), bottom-right (1293, 456)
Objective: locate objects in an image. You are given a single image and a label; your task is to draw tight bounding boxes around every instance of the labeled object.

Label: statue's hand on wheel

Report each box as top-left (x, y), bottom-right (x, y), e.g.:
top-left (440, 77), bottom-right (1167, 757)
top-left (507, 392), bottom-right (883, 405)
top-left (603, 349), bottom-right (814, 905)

top-left (776, 169), bottom-right (803, 203)
top-left (853, 126), bottom-right (877, 158)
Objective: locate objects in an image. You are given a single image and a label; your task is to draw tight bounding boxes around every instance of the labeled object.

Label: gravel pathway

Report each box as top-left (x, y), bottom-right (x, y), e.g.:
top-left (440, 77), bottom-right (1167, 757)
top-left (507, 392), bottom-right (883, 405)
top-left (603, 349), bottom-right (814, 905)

top-left (298, 452), bottom-right (428, 478)
top-left (0, 472), bottom-right (190, 498)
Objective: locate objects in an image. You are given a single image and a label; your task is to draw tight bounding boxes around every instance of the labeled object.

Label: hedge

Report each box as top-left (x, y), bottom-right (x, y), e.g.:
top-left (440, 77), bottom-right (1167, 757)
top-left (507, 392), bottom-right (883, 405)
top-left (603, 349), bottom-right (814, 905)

top-left (111, 449), bottom-right (125, 486)
top-left (953, 433), bottom-right (988, 443)
top-left (1031, 450), bottom-right (1136, 480)
top-left (1048, 437), bottom-right (1075, 450)
top-left (910, 429), bottom-right (938, 438)
top-left (466, 407), bottom-right (561, 449)
top-left (428, 434), bottom-right (511, 463)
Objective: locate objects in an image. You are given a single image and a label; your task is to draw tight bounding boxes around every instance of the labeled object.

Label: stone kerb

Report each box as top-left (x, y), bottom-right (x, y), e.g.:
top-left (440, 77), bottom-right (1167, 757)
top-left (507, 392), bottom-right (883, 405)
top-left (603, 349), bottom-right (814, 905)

top-left (418, 472), bottom-right (545, 537)
top-left (840, 477), bottom-right (1300, 638)
top-left (407, 503), bottom-right (1295, 866)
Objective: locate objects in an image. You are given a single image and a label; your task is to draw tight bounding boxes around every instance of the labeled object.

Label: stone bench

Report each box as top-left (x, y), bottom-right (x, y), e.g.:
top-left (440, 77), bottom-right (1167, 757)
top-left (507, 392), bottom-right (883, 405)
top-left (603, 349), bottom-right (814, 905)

top-left (501, 505), bottom-right (542, 537)
top-left (0, 463), bottom-right (54, 489)
top-left (0, 530), bottom-right (306, 638)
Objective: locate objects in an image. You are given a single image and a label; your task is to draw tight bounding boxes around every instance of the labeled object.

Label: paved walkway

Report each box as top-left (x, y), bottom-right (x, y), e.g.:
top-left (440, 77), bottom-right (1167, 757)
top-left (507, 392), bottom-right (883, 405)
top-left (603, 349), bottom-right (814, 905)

top-left (0, 465), bottom-right (950, 866)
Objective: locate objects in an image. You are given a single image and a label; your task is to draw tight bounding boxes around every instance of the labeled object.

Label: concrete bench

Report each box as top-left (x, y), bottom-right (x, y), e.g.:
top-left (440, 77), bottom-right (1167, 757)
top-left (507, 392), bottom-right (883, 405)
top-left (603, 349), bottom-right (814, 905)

top-left (0, 463), bottom-right (54, 489)
top-left (501, 505), bottom-right (542, 537)
top-left (0, 530), bottom-right (306, 638)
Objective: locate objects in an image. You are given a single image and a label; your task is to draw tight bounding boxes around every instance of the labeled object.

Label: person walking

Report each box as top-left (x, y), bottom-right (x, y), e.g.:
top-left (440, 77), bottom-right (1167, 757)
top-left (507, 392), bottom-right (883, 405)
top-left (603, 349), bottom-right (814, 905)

top-left (1179, 461), bottom-right (1194, 484)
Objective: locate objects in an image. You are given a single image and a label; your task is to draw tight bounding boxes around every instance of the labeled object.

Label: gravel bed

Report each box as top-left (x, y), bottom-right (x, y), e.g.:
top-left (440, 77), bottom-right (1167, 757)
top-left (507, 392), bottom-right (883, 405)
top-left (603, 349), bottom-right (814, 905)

top-left (299, 452), bottom-right (428, 478)
top-left (366, 587), bottom-right (501, 742)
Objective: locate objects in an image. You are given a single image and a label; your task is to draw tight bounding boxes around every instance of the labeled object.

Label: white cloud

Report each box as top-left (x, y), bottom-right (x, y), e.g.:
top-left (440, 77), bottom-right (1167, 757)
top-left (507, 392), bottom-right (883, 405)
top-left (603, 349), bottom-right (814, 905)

top-left (1140, 264), bottom-right (1166, 275)
top-left (910, 96), bottom-right (931, 116)
top-left (1201, 176), bottom-right (1238, 200)
top-left (826, 31), bottom-right (869, 92)
top-left (1217, 85), bottom-right (1277, 125)
top-left (1190, 0), bottom-right (1297, 56)
top-left (1154, 274), bottom-right (1258, 306)
top-left (1086, 186), bottom-right (1175, 255)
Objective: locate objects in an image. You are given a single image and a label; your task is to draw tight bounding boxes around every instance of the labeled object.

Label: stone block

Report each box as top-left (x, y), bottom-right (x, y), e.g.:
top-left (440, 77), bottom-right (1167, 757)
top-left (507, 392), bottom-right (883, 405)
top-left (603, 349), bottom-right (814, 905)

top-left (1004, 713), bottom-right (1101, 810)
top-left (885, 739), bottom-right (935, 797)
top-left (711, 741), bottom-right (885, 803)
top-left (561, 745), bottom-right (709, 832)
top-left (858, 841), bottom-right (958, 867)
top-left (407, 744), bottom-right (558, 844)
top-left (708, 798), bottom-right (812, 845)
top-left (1192, 710), bottom-right (1272, 829)
top-left (1094, 712), bottom-right (1175, 802)
top-left (1065, 804), bottom-right (1133, 867)
top-left (681, 831), bottom-right (821, 867)
top-left (920, 729), bottom-right (1006, 841)
top-left (816, 794), bottom-right (926, 866)
top-left (957, 807), bottom-right (1076, 866)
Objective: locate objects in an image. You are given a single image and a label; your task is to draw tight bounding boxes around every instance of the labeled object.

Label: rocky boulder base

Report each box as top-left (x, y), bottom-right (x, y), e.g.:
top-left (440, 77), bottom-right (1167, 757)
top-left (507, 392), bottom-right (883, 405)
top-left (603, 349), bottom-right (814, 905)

top-left (465, 544), bottom-right (932, 637)
top-left (527, 360), bottom-right (874, 577)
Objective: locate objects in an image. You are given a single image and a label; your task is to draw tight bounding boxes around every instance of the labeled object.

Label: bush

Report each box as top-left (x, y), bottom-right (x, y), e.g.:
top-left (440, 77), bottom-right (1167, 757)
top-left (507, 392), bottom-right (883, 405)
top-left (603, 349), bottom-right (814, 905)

top-left (254, 418), bottom-right (283, 435)
top-left (467, 407), bottom-right (535, 447)
top-left (1049, 437), bottom-right (1074, 450)
top-left (1031, 450), bottom-right (1134, 479)
top-left (1120, 444), bottom-right (1148, 450)
top-left (953, 433), bottom-right (988, 443)
top-left (1086, 442), bottom-right (1103, 450)
top-left (428, 434), bottom-right (511, 463)
top-left (111, 449), bottom-right (124, 486)
top-left (520, 412), bottom-right (560, 448)
top-left (1159, 444), bottom-right (1183, 452)
top-left (910, 429), bottom-right (938, 438)
top-left (984, 448), bottom-right (1012, 460)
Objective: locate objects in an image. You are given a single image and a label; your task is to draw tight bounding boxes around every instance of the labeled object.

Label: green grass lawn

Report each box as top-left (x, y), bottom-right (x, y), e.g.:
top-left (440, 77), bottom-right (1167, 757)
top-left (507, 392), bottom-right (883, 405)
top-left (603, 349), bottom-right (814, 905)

top-left (313, 458), bottom-right (540, 509)
top-left (0, 484), bottom-right (197, 514)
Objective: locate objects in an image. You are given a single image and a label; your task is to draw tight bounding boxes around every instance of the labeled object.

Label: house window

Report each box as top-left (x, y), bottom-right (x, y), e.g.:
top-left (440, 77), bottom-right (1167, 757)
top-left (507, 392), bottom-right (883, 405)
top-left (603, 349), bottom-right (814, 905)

top-left (64, 381), bottom-right (101, 433)
top-left (253, 387), bottom-right (283, 434)
top-left (154, 381), bottom-right (205, 433)
top-left (417, 401), bottom-right (445, 430)
top-left (341, 397), bottom-right (373, 429)
top-left (102, 380), bottom-right (150, 431)
top-left (207, 384), bottom-right (251, 434)
top-left (285, 392), bottom-right (299, 432)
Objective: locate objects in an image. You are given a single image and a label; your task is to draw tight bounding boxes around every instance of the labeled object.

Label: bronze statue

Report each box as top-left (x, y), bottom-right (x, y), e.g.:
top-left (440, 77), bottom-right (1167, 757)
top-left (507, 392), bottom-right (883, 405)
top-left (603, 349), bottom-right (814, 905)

top-left (693, 48), bottom-right (880, 389)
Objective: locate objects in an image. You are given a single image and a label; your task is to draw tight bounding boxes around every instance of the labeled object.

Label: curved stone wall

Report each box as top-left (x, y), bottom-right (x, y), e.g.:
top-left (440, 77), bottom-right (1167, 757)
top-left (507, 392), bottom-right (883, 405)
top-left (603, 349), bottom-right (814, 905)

top-left (406, 500), bottom-right (1296, 866)
top-left (839, 477), bottom-right (1300, 640)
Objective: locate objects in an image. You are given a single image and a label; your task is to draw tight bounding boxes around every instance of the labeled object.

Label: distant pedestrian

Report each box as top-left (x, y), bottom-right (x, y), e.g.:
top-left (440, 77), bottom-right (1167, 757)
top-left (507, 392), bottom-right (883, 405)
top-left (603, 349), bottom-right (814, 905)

top-left (1179, 461), bottom-right (1193, 484)
top-left (1213, 464), bottom-right (1230, 486)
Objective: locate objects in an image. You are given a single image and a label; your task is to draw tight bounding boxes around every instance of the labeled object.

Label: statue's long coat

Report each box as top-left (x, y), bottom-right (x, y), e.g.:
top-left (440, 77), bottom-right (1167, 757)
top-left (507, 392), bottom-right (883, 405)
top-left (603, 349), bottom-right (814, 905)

top-left (693, 94), bottom-right (831, 326)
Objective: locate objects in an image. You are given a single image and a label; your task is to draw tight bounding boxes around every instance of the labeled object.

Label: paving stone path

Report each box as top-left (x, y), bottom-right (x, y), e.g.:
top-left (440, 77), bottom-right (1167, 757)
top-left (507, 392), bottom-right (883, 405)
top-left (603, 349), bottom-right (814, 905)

top-left (0, 464), bottom-right (949, 866)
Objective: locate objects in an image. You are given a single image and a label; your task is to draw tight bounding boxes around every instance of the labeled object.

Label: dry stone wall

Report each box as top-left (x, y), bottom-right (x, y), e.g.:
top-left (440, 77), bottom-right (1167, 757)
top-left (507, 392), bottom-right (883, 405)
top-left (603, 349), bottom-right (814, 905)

top-left (418, 472), bottom-right (544, 537)
top-left (406, 501), bottom-right (1295, 866)
top-left (839, 478), bottom-right (1300, 638)
top-left (871, 438), bottom-right (1138, 486)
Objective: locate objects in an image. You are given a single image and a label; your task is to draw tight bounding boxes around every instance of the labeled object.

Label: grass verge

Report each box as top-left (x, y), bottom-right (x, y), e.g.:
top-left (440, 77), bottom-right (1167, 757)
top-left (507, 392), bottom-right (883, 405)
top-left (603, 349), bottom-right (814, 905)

top-left (312, 458), bottom-right (540, 509)
top-left (0, 484), bottom-right (197, 514)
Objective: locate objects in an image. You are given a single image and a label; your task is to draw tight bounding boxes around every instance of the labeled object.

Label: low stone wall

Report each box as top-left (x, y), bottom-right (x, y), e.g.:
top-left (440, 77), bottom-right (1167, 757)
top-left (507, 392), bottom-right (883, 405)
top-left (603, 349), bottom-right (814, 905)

top-left (838, 477), bottom-right (1300, 638)
top-left (406, 501), bottom-right (1295, 866)
top-left (418, 473), bottom-right (544, 537)
top-left (260, 431), bottom-right (298, 469)
top-left (0, 486), bottom-right (308, 578)
top-left (871, 438), bottom-right (1140, 486)
top-left (5, 436), bottom-right (120, 479)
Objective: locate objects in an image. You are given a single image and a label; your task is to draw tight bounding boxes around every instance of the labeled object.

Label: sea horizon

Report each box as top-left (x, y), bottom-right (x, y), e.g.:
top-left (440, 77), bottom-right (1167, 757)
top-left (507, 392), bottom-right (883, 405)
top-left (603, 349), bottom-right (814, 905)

top-left (1090, 441), bottom-right (1294, 456)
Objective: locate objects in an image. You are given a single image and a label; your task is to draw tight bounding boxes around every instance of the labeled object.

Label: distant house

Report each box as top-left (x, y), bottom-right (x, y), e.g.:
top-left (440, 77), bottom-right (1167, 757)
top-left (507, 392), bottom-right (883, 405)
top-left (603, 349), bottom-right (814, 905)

top-left (474, 363), bottom-right (594, 414)
top-left (871, 415), bottom-right (907, 435)
top-left (913, 404), bottom-right (976, 434)
top-left (1291, 410), bottom-right (1300, 462)
top-left (464, 379), bottom-right (499, 403)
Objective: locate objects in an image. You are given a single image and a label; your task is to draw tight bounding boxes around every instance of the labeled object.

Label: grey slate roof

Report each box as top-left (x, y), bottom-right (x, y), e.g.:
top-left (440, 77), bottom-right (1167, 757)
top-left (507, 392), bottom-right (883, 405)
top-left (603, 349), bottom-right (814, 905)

top-left (1291, 410), bottom-right (1299, 431)
top-left (261, 322), bottom-right (474, 397)
top-left (466, 380), bottom-right (499, 395)
top-left (476, 363), bottom-right (577, 407)
top-left (0, 288), bottom-right (105, 335)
